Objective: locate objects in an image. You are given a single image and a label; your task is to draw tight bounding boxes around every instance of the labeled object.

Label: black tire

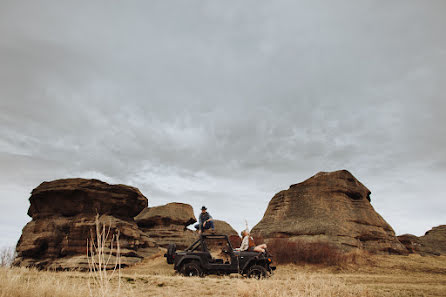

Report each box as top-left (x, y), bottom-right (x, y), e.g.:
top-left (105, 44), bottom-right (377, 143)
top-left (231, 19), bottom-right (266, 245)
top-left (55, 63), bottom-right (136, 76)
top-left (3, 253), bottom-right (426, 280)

top-left (181, 261), bottom-right (203, 277)
top-left (166, 244), bottom-right (176, 264)
top-left (247, 265), bottom-right (269, 279)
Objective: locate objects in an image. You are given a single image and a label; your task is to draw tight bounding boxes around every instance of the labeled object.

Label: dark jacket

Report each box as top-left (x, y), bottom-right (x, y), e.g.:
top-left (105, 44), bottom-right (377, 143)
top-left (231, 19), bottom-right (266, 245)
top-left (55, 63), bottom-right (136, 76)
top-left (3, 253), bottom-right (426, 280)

top-left (199, 212), bottom-right (212, 224)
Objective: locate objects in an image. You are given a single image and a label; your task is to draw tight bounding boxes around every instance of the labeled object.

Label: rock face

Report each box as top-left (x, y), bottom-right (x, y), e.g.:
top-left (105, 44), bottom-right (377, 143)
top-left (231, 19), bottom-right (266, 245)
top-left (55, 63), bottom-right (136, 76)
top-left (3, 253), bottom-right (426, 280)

top-left (422, 225), bottom-right (446, 255)
top-left (213, 220), bottom-right (241, 248)
top-left (213, 220), bottom-right (238, 235)
top-left (28, 178), bottom-right (147, 219)
top-left (135, 202), bottom-right (196, 228)
top-left (251, 170), bottom-right (407, 254)
top-left (135, 203), bottom-right (197, 249)
top-left (398, 225), bottom-right (446, 256)
top-left (14, 179), bottom-right (159, 270)
top-left (135, 203), bottom-right (241, 249)
top-left (397, 234), bottom-right (423, 254)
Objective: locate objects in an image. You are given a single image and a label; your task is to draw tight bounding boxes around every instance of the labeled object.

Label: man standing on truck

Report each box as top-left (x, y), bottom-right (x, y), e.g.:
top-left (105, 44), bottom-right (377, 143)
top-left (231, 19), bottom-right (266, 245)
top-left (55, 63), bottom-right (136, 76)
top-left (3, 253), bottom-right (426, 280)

top-left (194, 206), bottom-right (215, 234)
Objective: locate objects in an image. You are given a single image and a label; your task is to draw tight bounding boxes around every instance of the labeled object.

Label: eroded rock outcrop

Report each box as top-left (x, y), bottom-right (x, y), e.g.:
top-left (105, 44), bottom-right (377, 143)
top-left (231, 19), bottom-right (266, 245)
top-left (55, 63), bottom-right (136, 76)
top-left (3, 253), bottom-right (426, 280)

top-left (213, 220), bottom-right (238, 236)
top-left (135, 203), bottom-right (241, 249)
top-left (251, 170), bottom-right (407, 254)
top-left (213, 220), bottom-right (241, 247)
top-left (14, 179), bottom-right (159, 270)
top-left (398, 225), bottom-right (446, 256)
top-left (422, 225), bottom-right (446, 255)
top-left (135, 203), bottom-right (197, 249)
top-left (397, 234), bottom-right (423, 254)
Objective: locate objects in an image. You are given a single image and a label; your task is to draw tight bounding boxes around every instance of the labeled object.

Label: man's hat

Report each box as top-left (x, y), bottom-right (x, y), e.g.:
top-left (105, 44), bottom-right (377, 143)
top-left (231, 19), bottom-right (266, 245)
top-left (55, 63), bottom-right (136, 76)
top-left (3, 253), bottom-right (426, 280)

top-left (201, 206), bottom-right (207, 210)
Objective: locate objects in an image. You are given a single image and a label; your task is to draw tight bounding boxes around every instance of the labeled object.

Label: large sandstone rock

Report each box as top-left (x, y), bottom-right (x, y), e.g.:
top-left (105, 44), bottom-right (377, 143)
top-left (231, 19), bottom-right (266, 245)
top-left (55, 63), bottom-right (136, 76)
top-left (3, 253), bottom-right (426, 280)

top-left (398, 225), bottom-right (446, 256)
top-left (28, 178), bottom-right (147, 219)
top-left (251, 170), bottom-right (407, 254)
top-left (135, 203), bottom-right (197, 249)
top-left (213, 220), bottom-right (238, 236)
top-left (14, 179), bottom-right (159, 270)
top-left (422, 225), bottom-right (446, 254)
top-left (135, 202), bottom-right (196, 227)
top-left (135, 203), bottom-right (241, 249)
top-left (397, 234), bottom-right (424, 254)
top-left (213, 220), bottom-right (241, 248)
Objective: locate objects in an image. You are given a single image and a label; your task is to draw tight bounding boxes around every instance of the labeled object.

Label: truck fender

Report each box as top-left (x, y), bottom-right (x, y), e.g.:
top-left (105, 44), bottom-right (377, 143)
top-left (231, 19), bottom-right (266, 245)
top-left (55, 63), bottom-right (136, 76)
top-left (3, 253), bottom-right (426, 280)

top-left (241, 256), bottom-right (266, 273)
top-left (176, 255), bottom-right (204, 270)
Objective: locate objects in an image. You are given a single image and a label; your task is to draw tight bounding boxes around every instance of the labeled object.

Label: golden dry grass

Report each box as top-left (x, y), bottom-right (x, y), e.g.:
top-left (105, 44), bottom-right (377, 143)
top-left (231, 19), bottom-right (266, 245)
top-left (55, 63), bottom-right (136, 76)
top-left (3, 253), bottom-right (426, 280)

top-left (1, 253), bottom-right (446, 297)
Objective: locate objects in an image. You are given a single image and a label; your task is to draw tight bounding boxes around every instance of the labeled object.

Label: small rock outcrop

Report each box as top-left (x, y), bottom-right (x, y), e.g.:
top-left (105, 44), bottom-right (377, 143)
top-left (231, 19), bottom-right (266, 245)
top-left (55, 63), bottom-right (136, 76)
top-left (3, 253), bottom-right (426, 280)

top-left (135, 203), bottom-right (197, 249)
top-left (251, 170), bottom-right (407, 254)
top-left (14, 179), bottom-right (159, 270)
top-left (213, 220), bottom-right (241, 247)
top-left (422, 225), bottom-right (446, 254)
top-left (398, 225), bottom-right (446, 256)
top-left (213, 220), bottom-right (238, 236)
top-left (135, 203), bottom-right (241, 249)
top-left (397, 234), bottom-right (424, 254)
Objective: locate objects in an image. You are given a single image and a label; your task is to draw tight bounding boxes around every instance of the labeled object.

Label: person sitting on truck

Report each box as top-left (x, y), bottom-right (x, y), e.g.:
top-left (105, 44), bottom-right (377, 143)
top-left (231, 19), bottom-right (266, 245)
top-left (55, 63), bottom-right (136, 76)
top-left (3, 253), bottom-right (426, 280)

top-left (194, 206), bottom-right (215, 234)
top-left (240, 230), bottom-right (267, 253)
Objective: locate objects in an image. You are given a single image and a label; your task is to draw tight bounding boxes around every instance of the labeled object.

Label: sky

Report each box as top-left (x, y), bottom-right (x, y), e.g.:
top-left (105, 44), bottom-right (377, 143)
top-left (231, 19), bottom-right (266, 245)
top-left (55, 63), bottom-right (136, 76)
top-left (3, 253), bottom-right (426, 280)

top-left (1, 0), bottom-right (445, 248)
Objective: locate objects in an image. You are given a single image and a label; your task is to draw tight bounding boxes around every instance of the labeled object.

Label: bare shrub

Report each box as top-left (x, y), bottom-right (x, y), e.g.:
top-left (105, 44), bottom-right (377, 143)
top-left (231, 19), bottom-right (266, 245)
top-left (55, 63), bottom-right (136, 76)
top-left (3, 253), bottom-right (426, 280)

top-left (87, 214), bottom-right (121, 297)
top-left (0, 246), bottom-right (16, 267)
top-left (267, 238), bottom-right (348, 266)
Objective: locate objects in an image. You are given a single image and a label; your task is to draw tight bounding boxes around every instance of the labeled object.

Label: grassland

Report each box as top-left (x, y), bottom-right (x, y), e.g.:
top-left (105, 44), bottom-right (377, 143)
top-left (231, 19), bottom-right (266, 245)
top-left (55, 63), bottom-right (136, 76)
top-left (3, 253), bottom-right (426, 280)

top-left (1, 252), bottom-right (446, 297)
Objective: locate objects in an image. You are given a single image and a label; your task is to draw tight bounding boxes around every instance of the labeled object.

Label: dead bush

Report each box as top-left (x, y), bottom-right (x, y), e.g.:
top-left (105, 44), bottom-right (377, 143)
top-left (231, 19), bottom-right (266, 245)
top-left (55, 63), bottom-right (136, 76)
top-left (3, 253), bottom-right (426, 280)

top-left (266, 238), bottom-right (348, 266)
top-left (0, 246), bottom-right (16, 267)
top-left (86, 214), bottom-right (121, 297)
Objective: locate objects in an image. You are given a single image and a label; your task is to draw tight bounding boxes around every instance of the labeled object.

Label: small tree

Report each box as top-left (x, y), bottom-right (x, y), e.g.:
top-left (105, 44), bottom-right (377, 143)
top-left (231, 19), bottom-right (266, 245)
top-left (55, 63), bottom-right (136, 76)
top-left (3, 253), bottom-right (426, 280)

top-left (0, 246), bottom-right (16, 267)
top-left (87, 215), bottom-right (121, 297)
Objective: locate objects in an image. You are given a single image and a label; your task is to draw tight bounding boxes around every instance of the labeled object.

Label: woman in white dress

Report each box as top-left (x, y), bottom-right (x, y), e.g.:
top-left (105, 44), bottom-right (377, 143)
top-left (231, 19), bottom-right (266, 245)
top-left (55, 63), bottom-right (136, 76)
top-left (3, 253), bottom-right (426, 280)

top-left (240, 230), bottom-right (267, 253)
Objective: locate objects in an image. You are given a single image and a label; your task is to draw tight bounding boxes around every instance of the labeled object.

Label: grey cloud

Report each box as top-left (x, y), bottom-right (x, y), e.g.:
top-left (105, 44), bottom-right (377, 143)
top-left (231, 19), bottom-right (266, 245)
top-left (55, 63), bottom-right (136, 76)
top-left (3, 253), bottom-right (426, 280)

top-left (1, 0), bottom-right (446, 246)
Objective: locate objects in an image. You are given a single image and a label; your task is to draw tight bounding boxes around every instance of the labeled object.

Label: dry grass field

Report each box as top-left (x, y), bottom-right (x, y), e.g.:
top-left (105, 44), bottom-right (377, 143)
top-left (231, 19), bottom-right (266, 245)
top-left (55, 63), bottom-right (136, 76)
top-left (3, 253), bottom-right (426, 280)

top-left (1, 252), bottom-right (446, 297)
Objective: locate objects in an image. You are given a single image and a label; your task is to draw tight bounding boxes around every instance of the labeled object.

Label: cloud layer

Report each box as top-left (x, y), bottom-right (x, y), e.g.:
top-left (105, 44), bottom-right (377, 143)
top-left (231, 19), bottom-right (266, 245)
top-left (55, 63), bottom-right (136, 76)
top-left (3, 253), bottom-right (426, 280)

top-left (1, 0), bottom-right (446, 247)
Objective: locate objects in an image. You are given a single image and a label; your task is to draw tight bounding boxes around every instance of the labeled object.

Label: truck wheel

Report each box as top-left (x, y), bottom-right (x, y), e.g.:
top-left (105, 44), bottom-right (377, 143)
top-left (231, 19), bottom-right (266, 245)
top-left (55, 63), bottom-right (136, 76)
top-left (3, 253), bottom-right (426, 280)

top-left (181, 261), bottom-right (203, 277)
top-left (247, 265), bottom-right (268, 279)
top-left (166, 244), bottom-right (176, 264)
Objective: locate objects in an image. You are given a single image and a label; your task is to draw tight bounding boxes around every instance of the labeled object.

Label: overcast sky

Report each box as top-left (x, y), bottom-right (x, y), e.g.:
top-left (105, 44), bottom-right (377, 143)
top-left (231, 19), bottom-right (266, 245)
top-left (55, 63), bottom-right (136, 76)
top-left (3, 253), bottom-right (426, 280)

top-left (1, 0), bottom-right (445, 247)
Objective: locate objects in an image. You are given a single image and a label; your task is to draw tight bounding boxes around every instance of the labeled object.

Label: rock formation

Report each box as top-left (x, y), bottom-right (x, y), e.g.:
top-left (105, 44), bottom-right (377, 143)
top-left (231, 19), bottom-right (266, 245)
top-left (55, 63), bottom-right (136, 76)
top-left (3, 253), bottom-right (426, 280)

top-left (251, 170), bottom-right (408, 254)
top-left (135, 203), bottom-right (241, 248)
top-left (14, 179), bottom-right (159, 270)
top-left (213, 220), bottom-right (238, 236)
top-left (213, 220), bottom-right (241, 247)
top-left (421, 225), bottom-right (446, 255)
top-left (398, 225), bottom-right (446, 256)
top-left (397, 234), bottom-right (426, 254)
top-left (135, 203), bottom-right (197, 249)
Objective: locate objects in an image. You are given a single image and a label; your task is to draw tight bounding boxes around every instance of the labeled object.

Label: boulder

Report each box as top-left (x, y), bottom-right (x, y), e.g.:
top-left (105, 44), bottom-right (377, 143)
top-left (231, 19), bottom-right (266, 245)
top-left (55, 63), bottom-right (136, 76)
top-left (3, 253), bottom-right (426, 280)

top-left (28, 178), bottom-right (147, 219)
top-left (213, 220), bottom-right (241, 248)
top-left (422, 225), bottom-right (446, 255)
top-left (135, 202), bottom-right (196, 227)
top-left (397, 234), bottom-right (425, 254)
top-left (135, 203), bottom-right (241, 249)
top-left (14, 179), bottom-right (159, 270)
top-left (398, 225), bottom-right (446, 256)
top-left (251, 170), bottom-right (407, 254)
top-left (213, 220), bottom-right (238, 236)
top-left (135, 203), bottom-right (197, 249)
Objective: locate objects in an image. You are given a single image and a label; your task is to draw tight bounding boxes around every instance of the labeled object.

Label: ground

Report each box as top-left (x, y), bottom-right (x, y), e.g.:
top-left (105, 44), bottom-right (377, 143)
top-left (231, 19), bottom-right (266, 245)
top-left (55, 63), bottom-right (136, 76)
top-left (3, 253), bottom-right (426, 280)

top-left (1, 252), bottom-right (446, 297)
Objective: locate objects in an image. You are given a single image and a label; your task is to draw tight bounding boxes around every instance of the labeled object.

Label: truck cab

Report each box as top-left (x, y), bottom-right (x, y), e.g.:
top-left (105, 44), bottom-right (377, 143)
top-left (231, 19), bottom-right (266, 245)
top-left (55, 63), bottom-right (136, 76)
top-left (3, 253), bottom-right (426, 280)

top-left (165, 234), bottom-right (275, 278)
